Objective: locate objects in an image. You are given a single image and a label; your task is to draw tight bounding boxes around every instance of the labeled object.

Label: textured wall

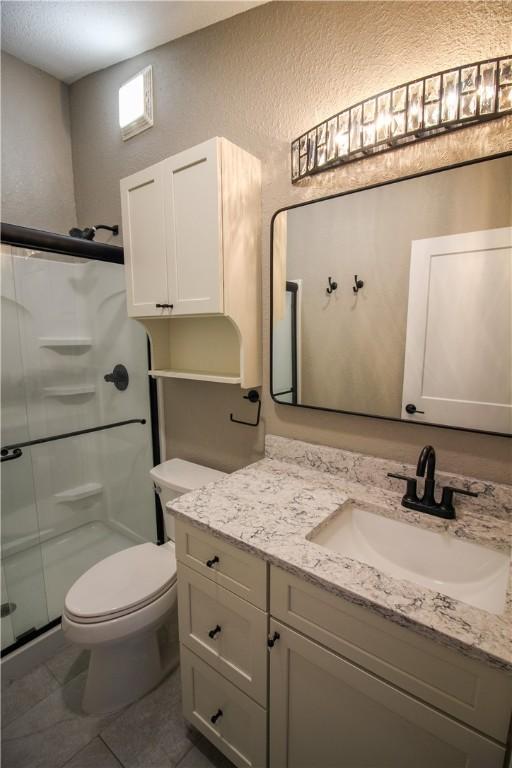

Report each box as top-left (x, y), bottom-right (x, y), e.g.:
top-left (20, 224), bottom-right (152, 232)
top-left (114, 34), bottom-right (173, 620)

top-left (1, 52), bottom-right (77, 233)
top-left (69, 1), bottom-right (512, 481)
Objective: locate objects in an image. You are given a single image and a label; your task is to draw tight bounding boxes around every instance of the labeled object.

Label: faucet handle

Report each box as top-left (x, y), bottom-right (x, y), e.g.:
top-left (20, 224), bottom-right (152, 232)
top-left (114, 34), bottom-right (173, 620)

top-left (387, 473), bottom-right (418, 502)
top-left (441, 485), bottom-right (478, 501)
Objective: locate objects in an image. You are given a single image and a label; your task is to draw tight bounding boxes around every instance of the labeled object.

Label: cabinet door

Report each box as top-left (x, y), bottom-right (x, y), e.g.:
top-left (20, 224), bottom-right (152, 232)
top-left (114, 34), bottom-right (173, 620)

top-left (163, 138), bottom-right (223, 315)
top-left (120, 161), bottom-right (170, 317)
top-left (269, 621), bottom-right (504, 768)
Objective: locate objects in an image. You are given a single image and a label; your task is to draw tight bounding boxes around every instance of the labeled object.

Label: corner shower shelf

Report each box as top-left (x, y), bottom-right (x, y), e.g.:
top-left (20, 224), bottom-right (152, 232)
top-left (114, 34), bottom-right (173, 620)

top-left (54, 482), bottom-right (103, 503)
top-left (148, 369), bottom-right (241, 385)
top-left (38, 337), bottom-right (92, 349)
top-left (43, 385), bottom-right (96, 397)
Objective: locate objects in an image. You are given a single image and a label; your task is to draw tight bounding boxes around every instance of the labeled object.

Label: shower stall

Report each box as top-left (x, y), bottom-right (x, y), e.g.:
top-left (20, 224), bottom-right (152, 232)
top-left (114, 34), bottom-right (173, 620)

top-left (1, 225), bottom-right (162, 654)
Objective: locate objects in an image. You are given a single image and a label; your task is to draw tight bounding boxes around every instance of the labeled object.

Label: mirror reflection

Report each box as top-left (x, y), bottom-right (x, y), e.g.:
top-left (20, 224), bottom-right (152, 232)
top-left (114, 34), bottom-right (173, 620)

top-left (272, 155), bottom-right (512, 434)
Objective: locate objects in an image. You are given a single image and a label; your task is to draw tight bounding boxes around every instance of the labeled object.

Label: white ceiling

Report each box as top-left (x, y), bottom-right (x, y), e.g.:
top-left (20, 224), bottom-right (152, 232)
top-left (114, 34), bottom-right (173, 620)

top-left (1, 1), bottom-right (266, 83)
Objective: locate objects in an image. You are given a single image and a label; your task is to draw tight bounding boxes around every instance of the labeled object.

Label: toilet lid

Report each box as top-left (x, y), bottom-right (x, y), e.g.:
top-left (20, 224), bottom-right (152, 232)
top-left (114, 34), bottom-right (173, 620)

top-left (65, 542), bottom-right (177, 621)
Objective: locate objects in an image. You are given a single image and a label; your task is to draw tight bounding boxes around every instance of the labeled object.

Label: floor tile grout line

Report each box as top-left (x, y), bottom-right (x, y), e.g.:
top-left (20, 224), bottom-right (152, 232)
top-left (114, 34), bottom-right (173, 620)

top-left (60, 734), bottom-right (99, 768)
top-left (98, 734), bottom-right (125, 767)
top-left (174, 739), bottom-right (197, 768)
top-left (44, 659), bottom-right (65, 686)
top-left (1, 666), bottom-right (62, 731)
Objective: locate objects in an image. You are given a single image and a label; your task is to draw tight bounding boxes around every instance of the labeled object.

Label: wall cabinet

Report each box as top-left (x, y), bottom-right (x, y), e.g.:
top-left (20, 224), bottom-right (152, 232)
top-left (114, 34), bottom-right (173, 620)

top-left (120, 137), bottom-right (261, 387)
top-left (175, 522), bottom-right (511, 768)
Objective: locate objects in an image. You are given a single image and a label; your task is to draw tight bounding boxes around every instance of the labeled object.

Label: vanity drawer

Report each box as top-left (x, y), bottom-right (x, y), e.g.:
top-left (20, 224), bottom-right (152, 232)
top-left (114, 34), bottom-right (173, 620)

top-left (177, 563), bottom-right (268, 705)
top-left (175, 520), bottom-right (267, 609)
top-left (270, 566), bottom-right (512, 743)
top-left (181, 645), bottom-right (267, 768)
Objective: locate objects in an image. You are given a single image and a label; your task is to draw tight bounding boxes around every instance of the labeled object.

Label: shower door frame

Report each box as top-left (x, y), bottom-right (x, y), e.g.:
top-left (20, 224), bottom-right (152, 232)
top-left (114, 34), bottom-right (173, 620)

top-left (0, 222), bottom-right (164, 656)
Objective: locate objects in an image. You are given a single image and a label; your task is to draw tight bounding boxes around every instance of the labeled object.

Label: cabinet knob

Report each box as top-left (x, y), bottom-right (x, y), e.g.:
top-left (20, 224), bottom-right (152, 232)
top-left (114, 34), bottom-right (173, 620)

top-left (268, 631), bottom-right (280, 648)
top-left (206, 556), bottom-right (219, 568)
top-left (208, 624), bottom-right (221, 639)
top-left (210, 709), bottom-right (223, 724)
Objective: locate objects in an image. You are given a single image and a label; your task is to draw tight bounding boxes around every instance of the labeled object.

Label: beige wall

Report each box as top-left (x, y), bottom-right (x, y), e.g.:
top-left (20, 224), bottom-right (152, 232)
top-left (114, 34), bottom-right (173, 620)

top-left (282, 157), bottom-right (512, 417)
top-left (1, 52), bottom-right (77, 233)
top-left (68, 1), bottom-right (512, 482)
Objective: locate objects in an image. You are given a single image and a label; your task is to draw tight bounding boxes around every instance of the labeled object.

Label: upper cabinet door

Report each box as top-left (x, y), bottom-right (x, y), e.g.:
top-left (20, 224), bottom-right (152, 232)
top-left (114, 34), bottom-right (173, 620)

top-left (402, 227), bottom-right (512, 433)
top-left (164, 139), bottom-right (223, 315)
top-left (120, 161), bottom-right (169, 317)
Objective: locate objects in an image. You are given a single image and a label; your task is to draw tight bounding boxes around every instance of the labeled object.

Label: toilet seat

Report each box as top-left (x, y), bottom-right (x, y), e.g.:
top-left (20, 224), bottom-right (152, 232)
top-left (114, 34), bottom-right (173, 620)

top-left (64, 542), bottom-right (177, 624)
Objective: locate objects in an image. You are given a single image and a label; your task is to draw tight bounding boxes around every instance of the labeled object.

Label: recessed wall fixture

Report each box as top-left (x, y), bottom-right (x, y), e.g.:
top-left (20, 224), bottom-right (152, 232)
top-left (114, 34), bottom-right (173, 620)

top-left (119, 66), bottom-right (153, 141)
top-left (291, 56), bottom-right (512, 182)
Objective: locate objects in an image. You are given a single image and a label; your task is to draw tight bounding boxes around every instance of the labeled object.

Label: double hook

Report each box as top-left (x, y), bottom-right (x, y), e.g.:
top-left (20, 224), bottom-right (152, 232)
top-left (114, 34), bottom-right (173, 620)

top-left (326, 275), bottom-right (364, 295)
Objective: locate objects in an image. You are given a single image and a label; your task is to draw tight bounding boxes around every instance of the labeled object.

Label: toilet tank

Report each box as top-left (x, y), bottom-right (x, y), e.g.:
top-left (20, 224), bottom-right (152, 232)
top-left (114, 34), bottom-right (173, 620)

top-left (149, 459), bottom-right (227, 541)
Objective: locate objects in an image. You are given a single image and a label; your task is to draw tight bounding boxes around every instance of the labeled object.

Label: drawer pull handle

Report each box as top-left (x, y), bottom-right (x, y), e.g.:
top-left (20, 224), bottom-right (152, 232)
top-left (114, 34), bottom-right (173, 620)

top-left (268, 631), bottom-right (280, 648)
top-left (210, 709), bottom-right (223, 724)
top-left (206, 556), bottom-right (219, 568)
top-left (208, 624), bottom-right (222, 639)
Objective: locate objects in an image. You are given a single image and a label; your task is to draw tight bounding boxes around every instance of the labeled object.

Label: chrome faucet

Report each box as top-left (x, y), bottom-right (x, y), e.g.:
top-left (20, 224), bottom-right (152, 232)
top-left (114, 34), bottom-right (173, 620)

top-left (388, 445), bottom-right (478, 519)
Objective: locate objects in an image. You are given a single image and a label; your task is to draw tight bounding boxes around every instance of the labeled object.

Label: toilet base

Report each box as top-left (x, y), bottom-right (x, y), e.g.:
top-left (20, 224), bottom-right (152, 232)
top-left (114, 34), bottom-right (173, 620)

top-left (82, 624), bottom-right (178, 714)
top-left (63, 599), bottom-right (180, 715)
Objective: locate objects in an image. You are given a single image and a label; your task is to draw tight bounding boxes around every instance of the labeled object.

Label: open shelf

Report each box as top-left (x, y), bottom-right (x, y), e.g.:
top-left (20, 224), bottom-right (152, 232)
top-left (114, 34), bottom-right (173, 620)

top-left (43, 385), bottom-right (96, 397)
top-left (149, 369), bottom-right (241, 384)
top-left (142, 316), bottom-right (246, 386)
top-left (54, 482), bottom-right (103, 503)
top-left (39, 337), bottom-right (92, 349)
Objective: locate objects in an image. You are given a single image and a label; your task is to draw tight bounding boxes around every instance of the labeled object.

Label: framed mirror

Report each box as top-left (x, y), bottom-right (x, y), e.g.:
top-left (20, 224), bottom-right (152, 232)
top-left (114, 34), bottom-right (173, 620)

top-left (271, 153), bottom-right (512, 436)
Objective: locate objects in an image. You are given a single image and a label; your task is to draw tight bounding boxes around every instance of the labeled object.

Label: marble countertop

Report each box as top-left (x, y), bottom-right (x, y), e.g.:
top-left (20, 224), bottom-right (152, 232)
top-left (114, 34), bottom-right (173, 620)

top-left (169, 438), bottom-right (512, 672)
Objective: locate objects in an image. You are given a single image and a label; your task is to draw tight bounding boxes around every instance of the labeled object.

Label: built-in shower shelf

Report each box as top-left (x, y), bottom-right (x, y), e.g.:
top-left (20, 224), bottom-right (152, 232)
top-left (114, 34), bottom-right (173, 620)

top-left (38, 337), bottom-right (92, 349)
top-left (54, 482), bottom-right (103, 503)
top-left (43, 385), bottom-right (96, 397)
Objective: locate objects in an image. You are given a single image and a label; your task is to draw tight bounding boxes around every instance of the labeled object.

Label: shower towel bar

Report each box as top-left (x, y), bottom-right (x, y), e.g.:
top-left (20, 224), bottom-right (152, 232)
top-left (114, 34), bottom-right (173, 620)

top-left (0, 418), bottom-right (146, 463)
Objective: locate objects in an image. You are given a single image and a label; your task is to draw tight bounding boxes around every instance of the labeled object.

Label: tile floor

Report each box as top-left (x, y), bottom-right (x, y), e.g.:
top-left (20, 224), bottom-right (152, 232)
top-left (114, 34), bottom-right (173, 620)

top-left (2, 642), bottom-right (234, 768)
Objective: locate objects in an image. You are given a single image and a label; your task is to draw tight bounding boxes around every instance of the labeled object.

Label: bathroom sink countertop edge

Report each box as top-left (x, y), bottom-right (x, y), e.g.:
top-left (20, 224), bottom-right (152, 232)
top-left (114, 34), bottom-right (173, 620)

top-left (169, 449), bottom-right (512, 672)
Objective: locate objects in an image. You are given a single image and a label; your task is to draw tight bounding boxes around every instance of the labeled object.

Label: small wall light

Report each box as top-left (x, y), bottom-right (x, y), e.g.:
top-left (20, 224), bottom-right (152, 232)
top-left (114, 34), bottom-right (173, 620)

top-left (119, 66), bottom-right (153, 141)
top-left (291, 55), bottom-right (512, 182)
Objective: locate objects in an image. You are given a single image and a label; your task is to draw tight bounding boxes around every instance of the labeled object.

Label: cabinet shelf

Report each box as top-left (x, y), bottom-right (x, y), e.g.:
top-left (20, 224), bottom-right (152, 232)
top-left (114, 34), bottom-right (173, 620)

top-left (149, 369), bottom-right (241, 384)
top-left (142, 315), bottom-right (251, 387)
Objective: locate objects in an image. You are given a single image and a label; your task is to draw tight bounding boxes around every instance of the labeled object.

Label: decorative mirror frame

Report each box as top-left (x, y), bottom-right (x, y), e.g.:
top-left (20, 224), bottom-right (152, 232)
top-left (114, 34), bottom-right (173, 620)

top-left (270, 150), bottom-right (512, 437)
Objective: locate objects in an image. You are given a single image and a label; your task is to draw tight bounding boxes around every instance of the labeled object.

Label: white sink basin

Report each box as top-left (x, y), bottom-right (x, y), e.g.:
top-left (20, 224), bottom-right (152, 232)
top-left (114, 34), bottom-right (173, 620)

top-left (309, 501), bottom-right (510, 615)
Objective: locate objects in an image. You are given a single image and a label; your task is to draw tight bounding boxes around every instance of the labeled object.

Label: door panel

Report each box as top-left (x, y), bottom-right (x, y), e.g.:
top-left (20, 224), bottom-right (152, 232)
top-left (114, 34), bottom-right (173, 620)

top-left (269, 620), bottom-right (504, 768)
top-left (164, 138), bottom-right (223, 315)
top-left (120, 161), bottom-right (169, 317)
top-left (402, 227), bottom-right (512, 432)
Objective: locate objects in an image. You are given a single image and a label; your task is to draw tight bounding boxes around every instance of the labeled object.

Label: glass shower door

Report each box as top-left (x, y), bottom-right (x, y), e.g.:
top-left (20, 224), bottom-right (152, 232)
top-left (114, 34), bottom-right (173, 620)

top-left (1, 247), bottom-right (50, 647)
top-left (1, 244), bottom-right (158, 651)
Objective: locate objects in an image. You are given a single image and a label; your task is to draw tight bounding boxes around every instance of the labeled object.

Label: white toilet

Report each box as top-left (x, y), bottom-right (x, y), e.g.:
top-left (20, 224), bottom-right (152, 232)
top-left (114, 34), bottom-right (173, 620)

top-left (62, 458), bottom-right (226, 714)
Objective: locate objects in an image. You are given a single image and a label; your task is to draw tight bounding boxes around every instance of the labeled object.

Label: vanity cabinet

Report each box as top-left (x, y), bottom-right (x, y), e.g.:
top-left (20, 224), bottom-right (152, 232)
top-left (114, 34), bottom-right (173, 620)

top-left (175, 522), bottom-right (511, 768)
top-left (120, 137), bottom-right (261, 387)
top-left (269, 620), bottom-right (504, 768)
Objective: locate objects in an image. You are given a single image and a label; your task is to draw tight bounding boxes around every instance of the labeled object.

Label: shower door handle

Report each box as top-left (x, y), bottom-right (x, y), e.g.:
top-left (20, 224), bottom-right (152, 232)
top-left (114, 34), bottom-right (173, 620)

top-left (0, 448), bottom-right (23, 463)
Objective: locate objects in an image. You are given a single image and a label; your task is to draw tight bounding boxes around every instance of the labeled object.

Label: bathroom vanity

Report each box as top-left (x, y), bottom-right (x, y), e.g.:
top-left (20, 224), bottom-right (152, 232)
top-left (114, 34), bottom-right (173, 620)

top-left (171, 435), bottom-right (512, 768)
